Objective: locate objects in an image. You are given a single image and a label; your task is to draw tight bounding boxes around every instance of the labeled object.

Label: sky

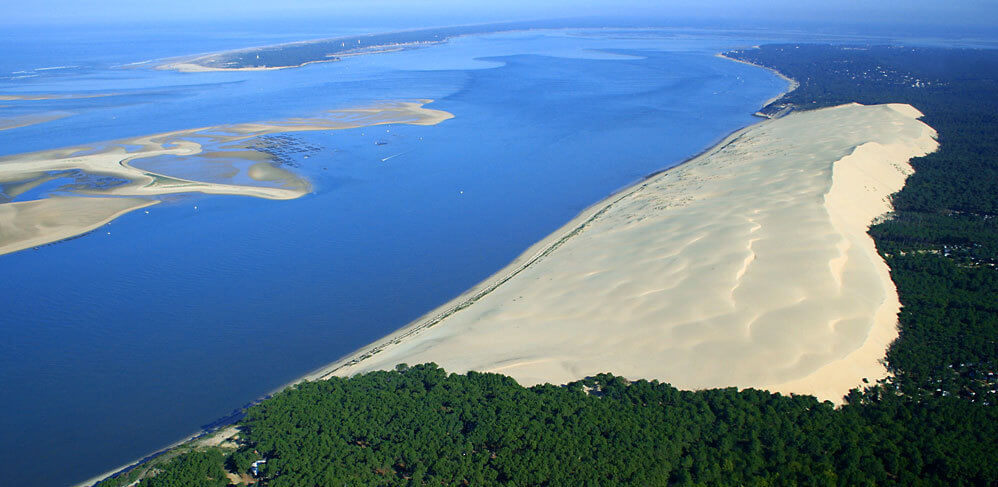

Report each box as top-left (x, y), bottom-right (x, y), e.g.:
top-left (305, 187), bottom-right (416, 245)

top-left (2, 0), bottom-right (997, 31)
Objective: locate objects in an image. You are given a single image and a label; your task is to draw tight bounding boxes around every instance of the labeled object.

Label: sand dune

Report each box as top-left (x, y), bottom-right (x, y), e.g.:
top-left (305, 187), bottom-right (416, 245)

top-left (0, 100), bottom-right (452, 256)
top-left (321, 103), bottom-right (937, 403)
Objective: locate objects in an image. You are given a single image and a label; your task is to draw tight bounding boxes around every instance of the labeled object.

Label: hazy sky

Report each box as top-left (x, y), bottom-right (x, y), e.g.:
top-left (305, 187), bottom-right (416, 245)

top-left (3, 0), bottom-right (997, 29)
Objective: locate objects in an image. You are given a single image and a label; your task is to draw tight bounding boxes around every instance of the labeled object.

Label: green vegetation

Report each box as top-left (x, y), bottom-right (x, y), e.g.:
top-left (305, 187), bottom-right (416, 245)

top-left (243, 365), bottom-right (997, 486)
top-left (97, 448), bottom-right (232, 487)
top-left (141, 449), bottom-right (230, 487)
top-left (102, 45), bottom-right (998, 486)
top-left (110, 364), bottom-right (996, 486)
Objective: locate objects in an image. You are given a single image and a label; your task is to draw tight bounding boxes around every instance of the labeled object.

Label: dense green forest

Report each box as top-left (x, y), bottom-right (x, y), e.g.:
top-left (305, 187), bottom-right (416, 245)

top-left (101, 45), bottom-right (998, 486)
top-left (104, 364), bottom-right (996, 486)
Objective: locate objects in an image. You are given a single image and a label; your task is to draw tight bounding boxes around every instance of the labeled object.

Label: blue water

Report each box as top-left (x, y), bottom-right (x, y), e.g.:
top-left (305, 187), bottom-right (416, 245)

top-left (0, 25), bottom-right (790, 486)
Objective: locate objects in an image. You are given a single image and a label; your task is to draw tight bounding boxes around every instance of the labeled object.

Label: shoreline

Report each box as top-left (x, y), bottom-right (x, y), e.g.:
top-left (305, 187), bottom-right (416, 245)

top-left (296, 52), bottom-right (800, 384)
top-left (83, 52), bottom-right (801, 486)
top-left (161, 41), bottom-right (445, 73)
top-left (82, 99), bottom-right (937, 484)
top-left (322, 102), bottom-right (936, 401)
top-left (300, 123), bottom-right (759, 385)
top-left (78, 117), bottom-right (763, 487)
top-left (715, 52), bottom-right (800, 117)
top-left (82, 52), bottom-right (866, 487)
top-left (81, 56), bottom-right (783, 486)
top-left (152, 21), bottom-right (521, 72)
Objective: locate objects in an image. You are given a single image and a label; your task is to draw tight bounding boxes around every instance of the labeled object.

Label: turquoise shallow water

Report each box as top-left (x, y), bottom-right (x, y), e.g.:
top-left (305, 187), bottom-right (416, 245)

top-left (0, 26), bottom-right (788, 485)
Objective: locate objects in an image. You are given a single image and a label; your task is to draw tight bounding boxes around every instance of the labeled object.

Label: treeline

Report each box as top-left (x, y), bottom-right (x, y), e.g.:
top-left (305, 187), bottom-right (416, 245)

top-left (101, 45), bottom-right (998, 486)
top-left (240, 365), bottom-right (996, 486)
top-left (110, 365), bottom-right (997, 486)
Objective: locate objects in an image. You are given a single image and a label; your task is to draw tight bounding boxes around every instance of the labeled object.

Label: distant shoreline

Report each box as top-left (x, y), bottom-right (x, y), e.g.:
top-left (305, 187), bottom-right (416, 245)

top-left (715, 52), bottom-right (800, 117)
top-left (156, 22), bottom-right (540, 72)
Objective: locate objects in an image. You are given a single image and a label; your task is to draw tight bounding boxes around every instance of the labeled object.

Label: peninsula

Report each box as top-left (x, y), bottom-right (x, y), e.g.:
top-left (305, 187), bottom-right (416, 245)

top-left (158, 22), bottom-right (536, 72)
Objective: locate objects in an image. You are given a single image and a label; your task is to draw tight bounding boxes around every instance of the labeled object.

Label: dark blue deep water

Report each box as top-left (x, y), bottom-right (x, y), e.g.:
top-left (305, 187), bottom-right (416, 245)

top-left (0, 26), bottom-right (789, 485)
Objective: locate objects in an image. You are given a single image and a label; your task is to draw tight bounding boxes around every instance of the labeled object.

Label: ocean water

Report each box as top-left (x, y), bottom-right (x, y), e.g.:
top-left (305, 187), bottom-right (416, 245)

top-left (0, 24), bottom-right (788, 486)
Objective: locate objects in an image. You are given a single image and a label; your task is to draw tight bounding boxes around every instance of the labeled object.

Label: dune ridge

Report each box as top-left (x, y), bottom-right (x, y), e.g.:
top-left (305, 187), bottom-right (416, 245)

top-left (318, 103), bottom-right (938, 403)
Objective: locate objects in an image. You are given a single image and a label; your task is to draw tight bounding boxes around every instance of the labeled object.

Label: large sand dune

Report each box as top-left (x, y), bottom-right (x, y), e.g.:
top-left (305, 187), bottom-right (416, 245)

top-left (324, 103), bottom-right (938, 403)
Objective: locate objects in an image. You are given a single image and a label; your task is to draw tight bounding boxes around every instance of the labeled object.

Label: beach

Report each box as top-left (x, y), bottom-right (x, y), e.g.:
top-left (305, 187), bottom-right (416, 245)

top-left (313, 102), bottom-right (938, 403)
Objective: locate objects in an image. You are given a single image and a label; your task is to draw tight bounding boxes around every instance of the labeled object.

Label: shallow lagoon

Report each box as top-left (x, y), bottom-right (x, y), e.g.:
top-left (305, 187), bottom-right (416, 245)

top-left (0, 27), bottom-right (787, 485)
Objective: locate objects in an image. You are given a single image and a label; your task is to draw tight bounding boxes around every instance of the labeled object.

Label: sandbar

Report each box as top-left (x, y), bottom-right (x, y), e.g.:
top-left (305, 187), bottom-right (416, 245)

top-left (316, 103), bottom-right (937, 404)
top-left (0, 100), bottom-right (452, 256)
top-left (0, 112), bottom-right (71, 131)
top-left (0, 197), bottom-right (158, 255)
top-left (0, 93), bottom-right (115, 101)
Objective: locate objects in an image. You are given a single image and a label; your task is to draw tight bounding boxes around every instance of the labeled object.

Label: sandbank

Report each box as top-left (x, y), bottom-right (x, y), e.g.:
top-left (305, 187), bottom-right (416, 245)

top-left (0, 197), bottom-right (158, 255)
top-left (314, 103), bottom-right (937, 404)
top-left (0, 93), bottom-right (115, 101)
top-left (0, 100), bottom-right (452, 256)
top-left (0, 112), bottom-right (71, 131)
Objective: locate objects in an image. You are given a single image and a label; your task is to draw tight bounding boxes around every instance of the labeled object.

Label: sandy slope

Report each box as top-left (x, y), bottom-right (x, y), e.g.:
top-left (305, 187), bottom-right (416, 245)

top-left (322, 103), bottom-right (938, 403)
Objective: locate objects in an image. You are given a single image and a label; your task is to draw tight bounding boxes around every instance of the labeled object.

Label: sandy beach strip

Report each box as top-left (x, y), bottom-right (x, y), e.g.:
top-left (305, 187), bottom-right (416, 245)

top-left (311, 102), bottom-right (937, 404)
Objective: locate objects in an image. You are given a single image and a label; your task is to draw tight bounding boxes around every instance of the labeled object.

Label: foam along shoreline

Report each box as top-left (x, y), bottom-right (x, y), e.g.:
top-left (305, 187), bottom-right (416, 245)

top-left (0, 100), bottom-right (453, 256)
top-left (317, 103), bottom-right (937, 404)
